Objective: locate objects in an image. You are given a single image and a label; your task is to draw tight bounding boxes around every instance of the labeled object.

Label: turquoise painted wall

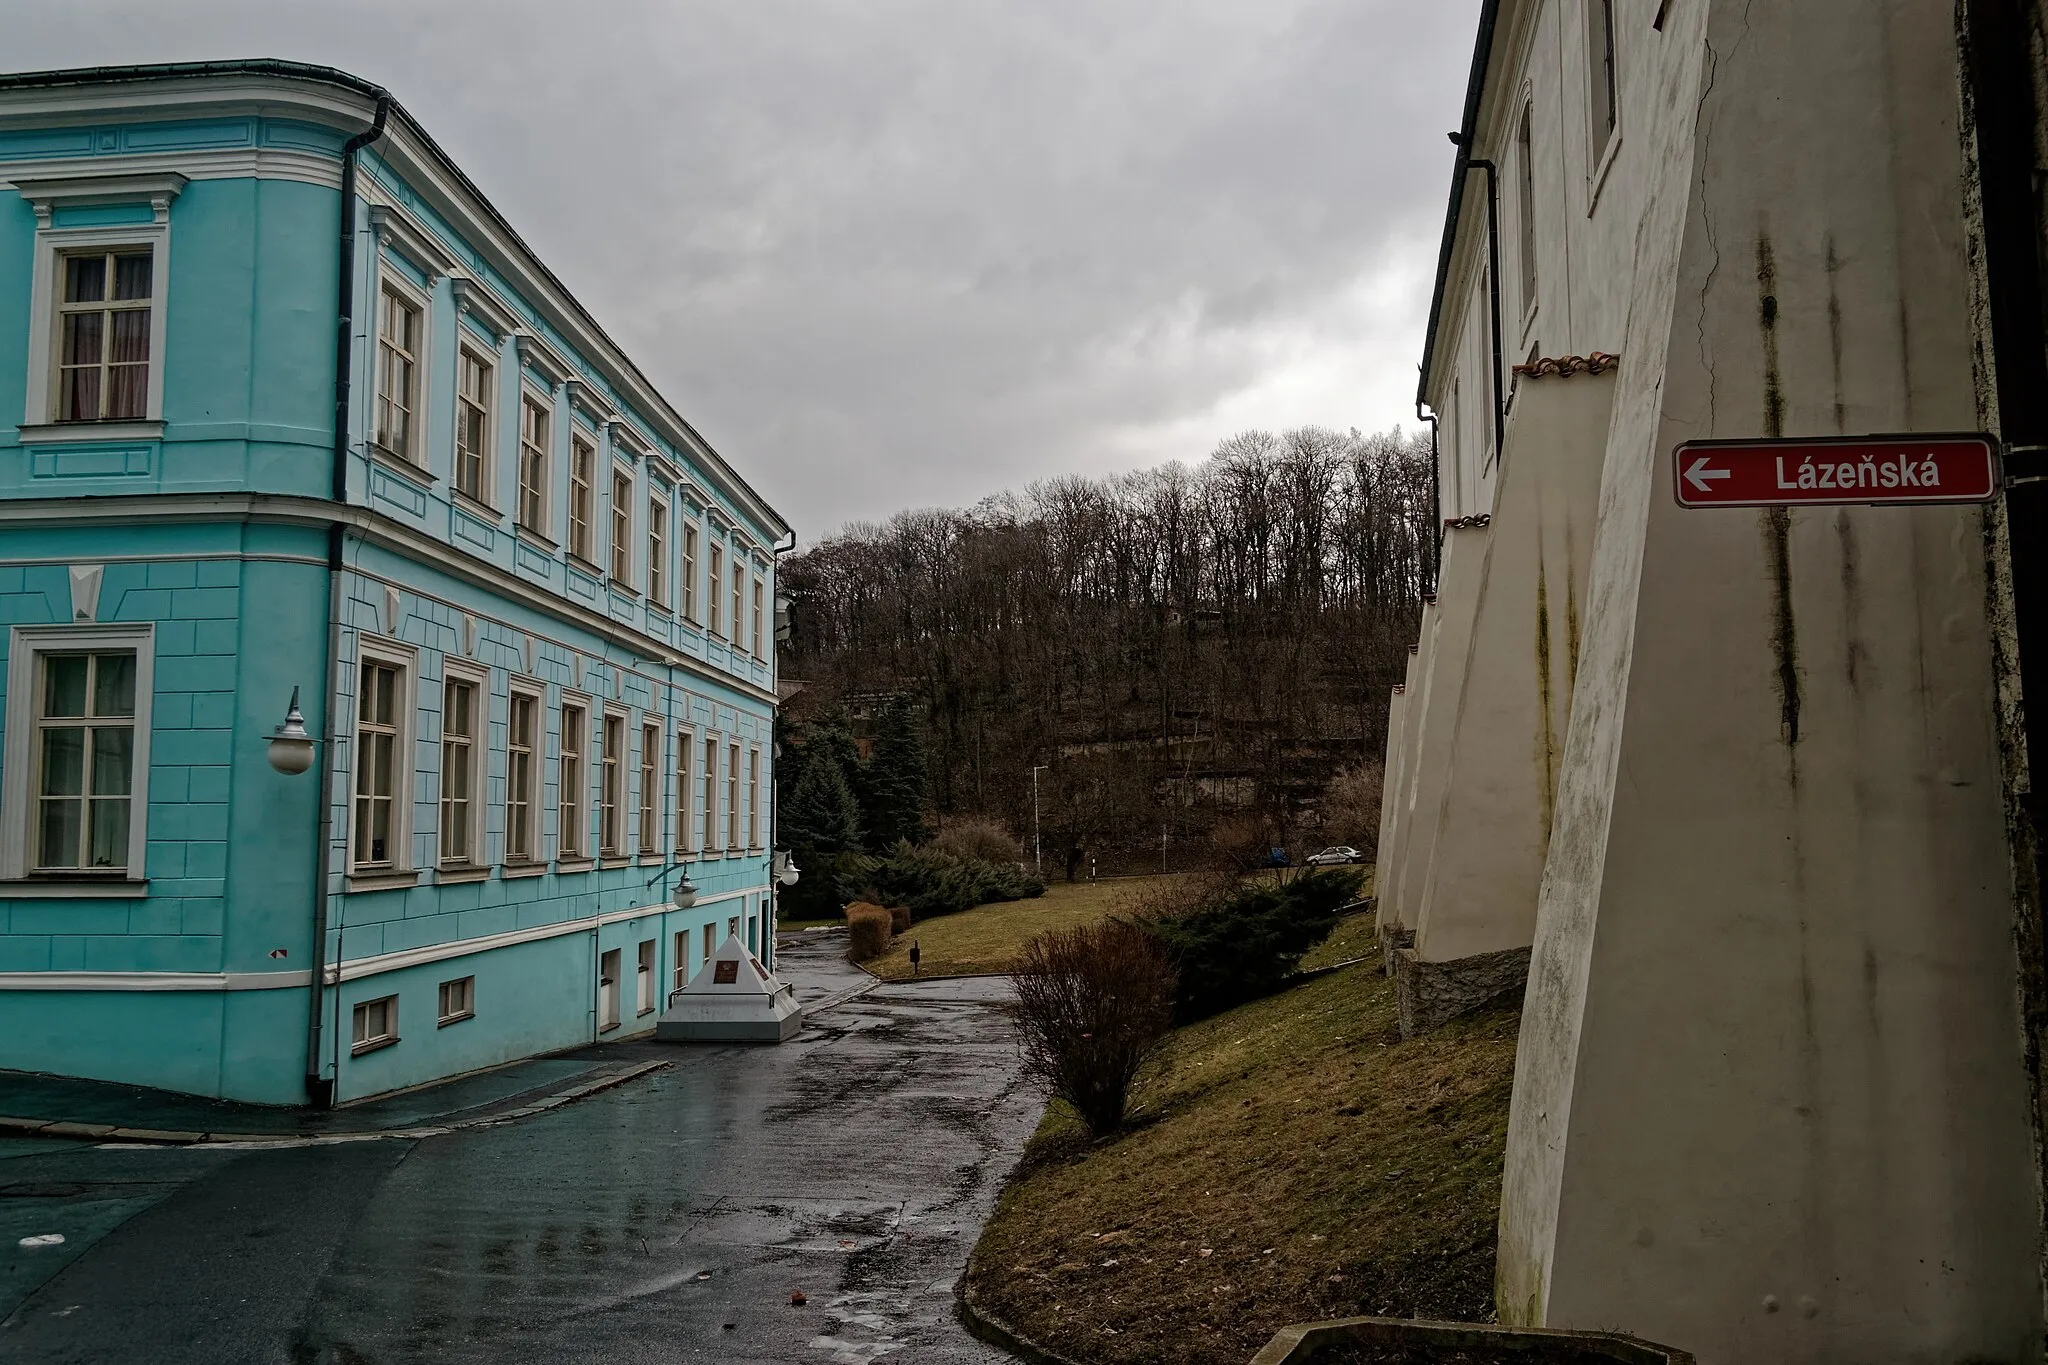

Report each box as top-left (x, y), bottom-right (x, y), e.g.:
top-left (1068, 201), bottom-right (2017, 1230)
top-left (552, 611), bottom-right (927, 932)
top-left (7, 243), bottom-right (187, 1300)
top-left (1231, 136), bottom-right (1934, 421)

top-left (0, 96), bottom-right (785, 1107)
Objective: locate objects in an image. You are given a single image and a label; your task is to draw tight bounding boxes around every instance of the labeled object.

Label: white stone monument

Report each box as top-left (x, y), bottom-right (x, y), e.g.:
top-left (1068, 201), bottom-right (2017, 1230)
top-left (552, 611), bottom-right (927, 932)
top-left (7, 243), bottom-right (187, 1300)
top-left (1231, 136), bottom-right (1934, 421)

top-left (655, 933), bottom-right (803, 1043)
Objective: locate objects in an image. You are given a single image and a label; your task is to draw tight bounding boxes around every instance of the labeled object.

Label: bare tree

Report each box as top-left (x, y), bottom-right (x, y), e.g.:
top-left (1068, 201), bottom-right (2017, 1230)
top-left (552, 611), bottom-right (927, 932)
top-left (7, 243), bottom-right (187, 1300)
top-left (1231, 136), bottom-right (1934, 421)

top-left (1010, 921), bottom-right (1178, 1136)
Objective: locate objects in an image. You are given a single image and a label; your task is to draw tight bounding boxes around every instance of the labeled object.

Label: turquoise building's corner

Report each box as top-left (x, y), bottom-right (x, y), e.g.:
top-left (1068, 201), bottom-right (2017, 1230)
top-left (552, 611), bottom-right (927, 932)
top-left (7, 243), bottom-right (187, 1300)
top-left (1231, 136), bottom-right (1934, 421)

top-left (0, 61), bottom-right (791, 1107)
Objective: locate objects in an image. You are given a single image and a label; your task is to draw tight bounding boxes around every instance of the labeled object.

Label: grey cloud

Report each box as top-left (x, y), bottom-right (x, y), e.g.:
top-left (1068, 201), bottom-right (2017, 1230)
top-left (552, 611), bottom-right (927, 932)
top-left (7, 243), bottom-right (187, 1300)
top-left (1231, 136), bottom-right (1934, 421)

top-left (7, 0), bottom-right (1479, 537)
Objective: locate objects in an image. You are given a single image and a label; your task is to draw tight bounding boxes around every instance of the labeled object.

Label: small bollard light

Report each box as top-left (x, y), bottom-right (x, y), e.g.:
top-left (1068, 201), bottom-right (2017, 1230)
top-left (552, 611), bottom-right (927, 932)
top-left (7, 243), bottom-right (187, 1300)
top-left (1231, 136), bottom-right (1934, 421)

top-left (267, 686), bottom-right (316, 775)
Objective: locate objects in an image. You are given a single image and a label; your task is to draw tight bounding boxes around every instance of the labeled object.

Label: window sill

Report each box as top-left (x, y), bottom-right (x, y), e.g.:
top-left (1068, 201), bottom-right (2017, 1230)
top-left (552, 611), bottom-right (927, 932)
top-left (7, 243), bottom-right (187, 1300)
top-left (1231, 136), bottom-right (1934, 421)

top-left (599, 855), bottom-right (632, 870)
top-left (346, 869), bottom-right (421, 893)
top-left (555, 856), bottom-right (595, 874)
top-left (451, 488), bottom-right (500, 522)
top-left (598, 1022), bottom-right (621, 1035)
top-left (18, 420), bottom-right (164, 445)
top-left (502, 860), bottom-right (548, 880)
top-left (437, 1011), bottom-right (474, 1028)
top-left (0, 877), bottom-right (148, 899)
top-left (636, 853), bottom-right (667, 867)
top-left (370, 446), bottom-right (433, 485)
top-left (1586, 131), bottom-right (1622, 217)
top-left (567, 552), bottom-right (603, 577)
top-left (434, 864), bottom-right (492, 884)
top-left (351, 1035), bottom-right (398, 1057)
top-left (517, 526), bottom-right (558, 552)
top-left (636, 1006), bottom-right (655, 1018)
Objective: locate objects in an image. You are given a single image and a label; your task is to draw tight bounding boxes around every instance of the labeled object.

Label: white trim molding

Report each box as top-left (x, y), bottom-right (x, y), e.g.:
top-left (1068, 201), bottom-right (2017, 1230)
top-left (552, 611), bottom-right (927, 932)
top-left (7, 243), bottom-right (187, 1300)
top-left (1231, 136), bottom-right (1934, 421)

top-left (6, 170), bottom-right (187, 225)
top-left (0, 969), bottom-right (311, 992)
top-left (368, 201), bottom-right (458, 282)
top-left (19, 201), bottom-right (176, 431)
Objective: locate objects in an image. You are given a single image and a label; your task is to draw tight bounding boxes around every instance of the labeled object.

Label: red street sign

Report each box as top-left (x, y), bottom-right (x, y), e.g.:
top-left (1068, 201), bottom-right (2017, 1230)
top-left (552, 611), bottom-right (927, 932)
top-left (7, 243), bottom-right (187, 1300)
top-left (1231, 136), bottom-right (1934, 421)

top-left (1673, 434), bottom-right (2000, 508)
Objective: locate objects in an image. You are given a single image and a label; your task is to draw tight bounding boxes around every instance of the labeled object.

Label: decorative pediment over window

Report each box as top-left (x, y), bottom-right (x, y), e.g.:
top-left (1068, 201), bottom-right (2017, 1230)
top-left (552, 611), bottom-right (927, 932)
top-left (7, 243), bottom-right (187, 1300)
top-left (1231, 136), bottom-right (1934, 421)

top-left (6, 171), bottom-right (188, 227)
top-left (448, 271), bottom-right (519, 340)
top-left (369, 203), bottom-right (459, 282)
top-left (513, 329), bottom-right (574, 388)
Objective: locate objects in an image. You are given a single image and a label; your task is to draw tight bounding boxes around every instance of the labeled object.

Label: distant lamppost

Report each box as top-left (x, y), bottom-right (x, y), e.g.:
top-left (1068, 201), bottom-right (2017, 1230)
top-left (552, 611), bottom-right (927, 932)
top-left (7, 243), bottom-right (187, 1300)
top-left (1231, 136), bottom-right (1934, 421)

top-left (266, 687), bottom-right (316, 775)
top-left (1030, 764), bottom-right (1049, 874)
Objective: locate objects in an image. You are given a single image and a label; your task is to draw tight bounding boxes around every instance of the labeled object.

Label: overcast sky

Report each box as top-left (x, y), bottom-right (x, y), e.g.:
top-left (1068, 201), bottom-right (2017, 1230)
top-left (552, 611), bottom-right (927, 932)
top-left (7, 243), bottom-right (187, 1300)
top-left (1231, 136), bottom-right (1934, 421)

top-left (11, 1), bottom-right (1478, 541)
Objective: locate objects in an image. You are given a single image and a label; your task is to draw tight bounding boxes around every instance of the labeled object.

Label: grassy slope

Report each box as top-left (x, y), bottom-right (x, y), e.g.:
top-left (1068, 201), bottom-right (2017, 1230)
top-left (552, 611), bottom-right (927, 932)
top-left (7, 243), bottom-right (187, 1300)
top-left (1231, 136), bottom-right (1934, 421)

top-left (865, 876), bottom-right (1183, 980)
top-left (966, 912), bottom-right (1518, 1365)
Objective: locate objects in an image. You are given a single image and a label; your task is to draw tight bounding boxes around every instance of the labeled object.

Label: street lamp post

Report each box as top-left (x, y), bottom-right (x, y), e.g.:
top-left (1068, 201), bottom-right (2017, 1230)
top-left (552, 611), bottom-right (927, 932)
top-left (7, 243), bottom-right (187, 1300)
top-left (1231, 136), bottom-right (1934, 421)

top-left (1030, 764), bottom-right (1048, 874)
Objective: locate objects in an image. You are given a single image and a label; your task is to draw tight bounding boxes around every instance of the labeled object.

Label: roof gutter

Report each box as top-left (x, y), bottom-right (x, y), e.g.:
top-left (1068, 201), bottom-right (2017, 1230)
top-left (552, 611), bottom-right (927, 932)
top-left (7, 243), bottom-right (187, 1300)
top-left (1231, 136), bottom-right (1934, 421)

top-left (1415, 0), bottom-right (1505, 410)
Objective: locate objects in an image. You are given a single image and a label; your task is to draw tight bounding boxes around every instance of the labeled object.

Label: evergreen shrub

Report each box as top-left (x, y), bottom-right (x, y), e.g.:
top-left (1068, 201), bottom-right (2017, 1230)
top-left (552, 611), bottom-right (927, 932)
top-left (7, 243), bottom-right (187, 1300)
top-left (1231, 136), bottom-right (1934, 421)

top-left (857, 840), bottom-right (1046, 920)
top-left (845, 903), bottom-right (894, 962)
top-left (1142, 869), bottom-right (1366, 1022)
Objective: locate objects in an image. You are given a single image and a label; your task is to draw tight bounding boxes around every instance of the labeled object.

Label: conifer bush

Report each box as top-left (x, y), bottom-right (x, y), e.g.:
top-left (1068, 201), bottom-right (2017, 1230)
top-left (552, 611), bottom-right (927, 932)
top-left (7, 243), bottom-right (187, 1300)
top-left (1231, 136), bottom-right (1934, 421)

top-left (856, 840), bottom-right (1045, 920)
top-left (1142, 869), bottom-right (1366, 1021)
top-left (845, 903), bottom-right (894, 962)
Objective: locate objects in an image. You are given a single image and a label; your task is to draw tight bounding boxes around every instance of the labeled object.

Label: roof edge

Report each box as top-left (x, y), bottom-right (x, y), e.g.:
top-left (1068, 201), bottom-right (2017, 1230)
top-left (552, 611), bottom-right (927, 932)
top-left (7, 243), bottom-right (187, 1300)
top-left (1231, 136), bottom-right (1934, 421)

top-left (1416, 1), bottom-right (1504, 411)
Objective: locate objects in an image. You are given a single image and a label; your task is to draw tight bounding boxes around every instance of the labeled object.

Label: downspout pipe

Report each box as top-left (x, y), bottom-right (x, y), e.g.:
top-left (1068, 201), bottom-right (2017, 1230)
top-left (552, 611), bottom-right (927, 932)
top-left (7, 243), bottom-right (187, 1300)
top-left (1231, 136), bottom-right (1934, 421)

top-left (305, 93), bottom-right (390, 1107)
top-left (1449, 136), bottom-right (1508, 461)
top-left (1417, 399), bottom-right (1441, 596)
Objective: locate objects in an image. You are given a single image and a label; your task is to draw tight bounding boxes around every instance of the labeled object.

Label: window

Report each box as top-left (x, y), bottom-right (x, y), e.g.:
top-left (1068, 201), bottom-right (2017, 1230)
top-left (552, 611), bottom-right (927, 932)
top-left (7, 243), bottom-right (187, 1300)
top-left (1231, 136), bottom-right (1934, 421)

top-left (353, 651), bottom-right (411, 871)
top-left (600, 712), bottom-right (626, 857)
top-left (681, 524), bottom-right (699, 623)
top-left (674, 728), bottom-right (694, 854)
top-left (702, 921), bottom-right (715, 963)
top-left (375, 285), bottom-right (422, 461)
top-left (438, 976), bottom-right (474, 1026)
top-left (707, 545), bottom-right (724, 636)
top-left (1589, 0), bottom-right (1618, 156)
top-left (648, 497), bottom-right (669, 607)
top-left (1516, 102), bottom-right (1538, 317)
top-left (519, 394), bottom-right (551, 534)
top-left (747, 748), bottom-right (761, 849)
top-left (55, 250), bottom-right (153, 423)
top-left (455, 348), bottom-right (493, 503)
top-left (611, 468), bottom-right (634, 584)
top-left (352, 995), bottom-right (397, 1054)
top-left (569, 436), bottom-right (596, 562)
top-left (750, 578), bottom-right (764, 656)
top-left (639, 721), bottom-right (661, 853)
top-left (560, 700), bottom-right (588, 859)
top-left (702, 735), bottom-right (719, 851)
top-left (637, 939), bottom-right (656, 1015)
top-left (731, 565), bottom-right (745, 651)
top-left (726, 741), bottom-right (741, 850)
top-left (439, 673), bottom-right (481, 866)
top-left (598, 948), bottom-right (621, 1032)
top-left (33, 650), bottom-right (138, 872)
top-left (674, 929), bottom-right (690, 990)
top-left (507, 688), bottom-right (538, 862)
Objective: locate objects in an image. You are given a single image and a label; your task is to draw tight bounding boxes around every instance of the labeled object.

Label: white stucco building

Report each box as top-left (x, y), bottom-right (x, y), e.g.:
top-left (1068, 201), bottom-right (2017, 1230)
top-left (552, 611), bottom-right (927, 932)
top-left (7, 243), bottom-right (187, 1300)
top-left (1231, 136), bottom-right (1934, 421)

top-left (1381, 1), bottom-right (2048, 1360)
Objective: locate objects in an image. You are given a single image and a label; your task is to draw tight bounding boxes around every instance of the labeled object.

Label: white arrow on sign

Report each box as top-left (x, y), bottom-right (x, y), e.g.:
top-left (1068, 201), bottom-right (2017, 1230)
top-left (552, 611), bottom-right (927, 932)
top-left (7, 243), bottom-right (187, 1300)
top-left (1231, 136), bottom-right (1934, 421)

top-left (1684, 456), bottom-right (1730, 494)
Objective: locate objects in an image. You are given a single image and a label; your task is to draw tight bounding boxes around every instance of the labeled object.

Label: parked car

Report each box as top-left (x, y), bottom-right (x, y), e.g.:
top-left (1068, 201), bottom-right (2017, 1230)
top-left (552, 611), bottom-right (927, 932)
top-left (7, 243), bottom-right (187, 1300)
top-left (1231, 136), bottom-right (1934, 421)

top-left (1305, 845), bottom-right (1364, 866)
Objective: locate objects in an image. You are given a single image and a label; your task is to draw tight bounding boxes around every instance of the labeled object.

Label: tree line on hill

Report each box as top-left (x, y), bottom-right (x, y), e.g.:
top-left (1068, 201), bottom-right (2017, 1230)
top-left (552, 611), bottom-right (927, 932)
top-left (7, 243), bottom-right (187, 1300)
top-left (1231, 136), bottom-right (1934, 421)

top-left (778, 424), bottom-right (1435, 876)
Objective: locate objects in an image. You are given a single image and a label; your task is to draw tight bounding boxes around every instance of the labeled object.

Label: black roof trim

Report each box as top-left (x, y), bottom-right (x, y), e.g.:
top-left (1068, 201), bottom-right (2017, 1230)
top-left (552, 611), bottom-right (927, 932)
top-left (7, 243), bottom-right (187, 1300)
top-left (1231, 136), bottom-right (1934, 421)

top-left (1416, 1), bottom-right (1503, 410)
top-left (0, 59), bottom-right (791, 539)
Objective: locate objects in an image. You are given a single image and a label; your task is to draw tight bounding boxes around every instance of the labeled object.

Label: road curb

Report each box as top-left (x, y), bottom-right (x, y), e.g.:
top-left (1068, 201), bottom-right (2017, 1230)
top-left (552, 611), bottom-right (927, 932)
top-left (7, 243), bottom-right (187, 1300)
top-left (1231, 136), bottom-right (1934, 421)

top-left (0, 1058), bottom-right (671, 1148)
top-left (955, 1275), bottom-right (1093, 1365)
top-left (803, 974), bottom-right (886, 1017)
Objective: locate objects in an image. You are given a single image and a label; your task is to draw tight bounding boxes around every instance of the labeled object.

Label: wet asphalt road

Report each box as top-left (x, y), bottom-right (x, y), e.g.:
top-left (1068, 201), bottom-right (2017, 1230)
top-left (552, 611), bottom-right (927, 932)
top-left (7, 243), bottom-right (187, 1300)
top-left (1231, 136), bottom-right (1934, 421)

top-left (0, 934), bottom-right (1040, 1364)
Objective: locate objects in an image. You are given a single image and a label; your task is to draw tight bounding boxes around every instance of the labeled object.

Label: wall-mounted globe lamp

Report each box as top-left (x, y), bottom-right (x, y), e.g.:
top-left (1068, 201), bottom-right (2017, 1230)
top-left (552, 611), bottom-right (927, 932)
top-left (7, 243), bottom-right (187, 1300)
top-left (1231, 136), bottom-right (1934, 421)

top-left (776, 851), bottom-right (800, 887)
top-left (266, 687), bottom-right (316, 775)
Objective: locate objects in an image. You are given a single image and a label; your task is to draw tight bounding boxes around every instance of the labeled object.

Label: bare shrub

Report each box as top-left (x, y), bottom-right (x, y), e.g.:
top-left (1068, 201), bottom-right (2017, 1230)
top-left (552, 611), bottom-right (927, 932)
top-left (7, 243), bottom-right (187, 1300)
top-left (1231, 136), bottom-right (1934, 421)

top-left (1206, 815), bottom-right (1274, 874)
top-left (1112, 869), bottom-right (1238, 925)
top-left (1011, 921), bottom-right (1178, 1137)
top-left (930, 817), bottom-right (1024, 866)
top-left (845, 903), bottom-right (894, 962)
top-left (1319, 762), bottom-right (1385, 855)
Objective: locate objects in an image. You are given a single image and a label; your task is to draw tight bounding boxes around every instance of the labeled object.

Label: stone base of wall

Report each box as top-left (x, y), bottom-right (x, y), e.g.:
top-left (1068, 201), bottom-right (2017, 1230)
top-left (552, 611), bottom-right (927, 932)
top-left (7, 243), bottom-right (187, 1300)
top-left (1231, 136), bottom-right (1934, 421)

top-left (1378, 924), bottom-right (1414, 977)
top-left (1393, 945), bottom-right (1531, 1037)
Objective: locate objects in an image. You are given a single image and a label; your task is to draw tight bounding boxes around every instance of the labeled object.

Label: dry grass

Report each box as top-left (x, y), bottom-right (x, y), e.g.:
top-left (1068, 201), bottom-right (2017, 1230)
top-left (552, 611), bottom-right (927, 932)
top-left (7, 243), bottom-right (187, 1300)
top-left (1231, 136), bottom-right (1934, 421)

top-left (965, 910), bottom-right (1517, 1365)
top-left (867, 875), bottom-right (1185, 980)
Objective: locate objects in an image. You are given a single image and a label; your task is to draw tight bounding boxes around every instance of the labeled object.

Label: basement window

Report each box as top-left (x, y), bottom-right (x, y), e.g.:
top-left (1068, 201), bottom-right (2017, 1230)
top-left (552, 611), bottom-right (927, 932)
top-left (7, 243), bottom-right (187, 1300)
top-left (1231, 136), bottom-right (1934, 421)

top-left (437, 976), bottom-right (474, 1026)
top-left (352, 995), bottom-right (399, 1054)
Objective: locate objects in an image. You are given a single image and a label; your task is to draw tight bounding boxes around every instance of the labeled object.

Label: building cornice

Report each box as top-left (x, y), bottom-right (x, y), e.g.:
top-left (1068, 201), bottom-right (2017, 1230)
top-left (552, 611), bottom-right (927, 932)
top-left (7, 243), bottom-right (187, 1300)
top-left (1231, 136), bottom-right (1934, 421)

top-left (0, 492), bottom-right (780, 707)
top-left (0, 60), bottom-right (793, 544)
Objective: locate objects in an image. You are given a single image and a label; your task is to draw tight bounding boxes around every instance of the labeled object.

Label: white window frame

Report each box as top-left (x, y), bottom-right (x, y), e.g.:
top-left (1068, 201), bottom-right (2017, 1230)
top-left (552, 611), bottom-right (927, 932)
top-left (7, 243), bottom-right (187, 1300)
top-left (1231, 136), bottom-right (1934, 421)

top-left (747, 746), bottom-right (762, 850)
top-left (1585, 0), bottom-right (1623, 198)
top-left (600, 707), bottom-right (627, 859)
top-left (505, 681), bottom-right (542, 864)
top-left (373, 272), bottom-right (430, 467)
top-left (673, 929), bottom-right (690, 991)
top-left (558, 692), bottom-right (592, 862)
top-left (750, 576), bottom-right (764, 656)
top-left (438, 661), bottom-right (488, 869)
top-left (702, 921), bottom-right (716, 962)
top-left (1, 623), bottom-right (155, 882)
top-left (730, 564), bottom-right (746, 653)
top-left (569, 434), bottom-right (597, 564)
top-left (1516, 98), bottom-right (1538, 331)
top-left (18, 175), bottom-right (181, 440)
top-left (454, 342), bottom-right (497, 508)
top-left (351, 636), bottom-right (418, 875)
top-left (518, 388), bottom-right (553, 537)
top-left (726, 740), bottom-right (741, 851)
top-left (680, 523), bottom-right (699, 624)
top-left (610, 465), bottom-right (635, 586)
top-left (598, 946), bottom-right (622, 1032)
top-left (648, 495), bottom-right (669, 609)
top-left (352, 994), bottom-right (398, 1054)
top-left (707, 544), bottom-right (724, 636)
top-left (437, 975), bottom-right (475, 1026)
top-left (674, 725), bottom-right (695, 855)
top-left (637, 938), bottom-right (656, 1015)
top-left (702, 733), bottom-right (721, 852)
top-left (638, 719), bottom-right (661, 855)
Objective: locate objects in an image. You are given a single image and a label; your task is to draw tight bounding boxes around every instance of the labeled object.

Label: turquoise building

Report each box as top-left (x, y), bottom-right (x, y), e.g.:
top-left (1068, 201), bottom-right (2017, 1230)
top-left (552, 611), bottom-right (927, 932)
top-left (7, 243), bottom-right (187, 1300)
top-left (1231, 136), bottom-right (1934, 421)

top-left (0, 62), bottom-right (791, 1106)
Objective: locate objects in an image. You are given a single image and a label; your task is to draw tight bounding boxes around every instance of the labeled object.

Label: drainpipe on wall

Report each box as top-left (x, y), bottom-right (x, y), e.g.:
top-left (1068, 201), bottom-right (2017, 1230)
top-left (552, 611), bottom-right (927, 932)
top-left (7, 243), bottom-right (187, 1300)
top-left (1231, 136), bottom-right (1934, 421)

top-left (1448, 135), bottom-right (1507, 463)
top-left (1417, 400), bottom-right (1441, 597)
top-left (304, 93), bottom-right (390, 1109)
top-left (767, 530), bottom-right (796, 973)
